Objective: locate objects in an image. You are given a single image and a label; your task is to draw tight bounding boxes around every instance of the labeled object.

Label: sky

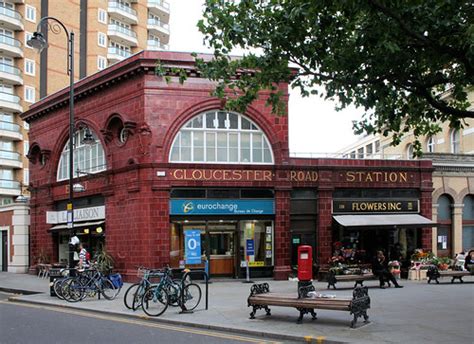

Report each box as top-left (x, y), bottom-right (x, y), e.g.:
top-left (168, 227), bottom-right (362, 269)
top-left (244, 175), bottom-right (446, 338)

top-left (167, 1), bottom-right (362, 154)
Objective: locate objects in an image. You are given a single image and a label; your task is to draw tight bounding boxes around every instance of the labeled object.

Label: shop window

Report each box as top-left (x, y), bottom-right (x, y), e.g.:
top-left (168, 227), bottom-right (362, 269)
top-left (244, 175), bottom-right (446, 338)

top-left (169, 111), bottom-right (274, 164)
top-left (239, 220), bottom-right (274, 267)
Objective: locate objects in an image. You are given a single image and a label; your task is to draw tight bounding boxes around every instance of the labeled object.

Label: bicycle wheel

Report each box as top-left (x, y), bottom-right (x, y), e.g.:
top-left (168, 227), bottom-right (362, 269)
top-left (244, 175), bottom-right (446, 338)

top-left (53, 278), bottom-right (66, 300)
top-left (64, 278), bottom-right (84, 303)
top-left (123, 283), bottom-right (140, 309)
top-left (132, 284), bottom-right (148, 311)
top-left (101, 278), bottom-right (119, 300)
top-left (182, 283), bottom-right (201, 311)
top-left (167, 282), bottom-right (181, 307)
top-left (142, 286), bottom-right (169, 317)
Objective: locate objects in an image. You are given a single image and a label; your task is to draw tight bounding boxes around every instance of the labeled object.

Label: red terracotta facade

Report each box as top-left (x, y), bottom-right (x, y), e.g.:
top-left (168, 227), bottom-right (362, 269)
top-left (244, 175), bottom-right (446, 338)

top-left (22, 52), bottom-right (433, 280)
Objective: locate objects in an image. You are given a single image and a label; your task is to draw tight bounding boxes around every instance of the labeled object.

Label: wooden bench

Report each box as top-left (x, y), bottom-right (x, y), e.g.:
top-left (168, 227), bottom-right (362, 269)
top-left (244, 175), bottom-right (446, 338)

top-left (327, 271), bottom-right (391, 289)
top-left (247, 283), bottom-right (370, 328)
top-left (427, 266), bottom-right (472, 284)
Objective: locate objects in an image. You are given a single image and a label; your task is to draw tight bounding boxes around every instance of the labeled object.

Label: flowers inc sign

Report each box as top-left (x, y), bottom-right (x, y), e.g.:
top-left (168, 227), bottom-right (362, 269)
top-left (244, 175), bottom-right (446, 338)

top-left (46, 206), bottom-right (105, 224)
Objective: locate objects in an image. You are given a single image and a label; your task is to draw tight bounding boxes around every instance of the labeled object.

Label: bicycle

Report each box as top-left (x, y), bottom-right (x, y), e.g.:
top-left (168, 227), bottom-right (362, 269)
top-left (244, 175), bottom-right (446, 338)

top-left (123, 266), bottom-right (161, 311)
top-left (141, 267), bottom-right (201, 316)
top-left (63, 266), bottom-right (119, 302)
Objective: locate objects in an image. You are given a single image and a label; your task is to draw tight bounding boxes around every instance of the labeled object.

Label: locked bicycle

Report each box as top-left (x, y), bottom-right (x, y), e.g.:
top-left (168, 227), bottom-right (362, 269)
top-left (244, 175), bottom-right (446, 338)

top-left (141, 266), bottom-right (201, 317)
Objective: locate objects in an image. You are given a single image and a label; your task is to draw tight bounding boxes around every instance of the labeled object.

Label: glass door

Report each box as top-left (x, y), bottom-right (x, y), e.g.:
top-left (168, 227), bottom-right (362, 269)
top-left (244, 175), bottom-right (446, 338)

top-left (208, 221), bottom-right (237, 276)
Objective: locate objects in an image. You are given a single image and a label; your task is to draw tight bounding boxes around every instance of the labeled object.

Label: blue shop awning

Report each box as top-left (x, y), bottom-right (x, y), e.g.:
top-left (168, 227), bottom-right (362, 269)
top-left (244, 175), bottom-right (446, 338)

top-left (333, 214), bottom-right (437, 228)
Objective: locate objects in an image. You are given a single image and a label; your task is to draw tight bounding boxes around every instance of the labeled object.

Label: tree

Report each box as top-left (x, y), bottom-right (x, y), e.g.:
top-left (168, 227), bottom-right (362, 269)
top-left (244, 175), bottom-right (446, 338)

top-left (192, 0), bottom-right (473, 154)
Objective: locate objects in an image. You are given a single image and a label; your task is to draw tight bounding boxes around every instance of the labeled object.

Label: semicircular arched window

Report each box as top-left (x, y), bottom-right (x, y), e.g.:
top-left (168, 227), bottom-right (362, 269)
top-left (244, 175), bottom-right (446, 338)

top-left (169, 111), bottom-right (274, 164)
top-left (57, 128), bottom-right (106, 181)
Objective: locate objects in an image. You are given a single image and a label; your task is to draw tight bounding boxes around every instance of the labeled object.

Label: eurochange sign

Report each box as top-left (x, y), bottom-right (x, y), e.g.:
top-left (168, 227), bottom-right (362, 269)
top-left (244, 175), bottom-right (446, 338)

top-left (170, 199), bottom-right (275, 215)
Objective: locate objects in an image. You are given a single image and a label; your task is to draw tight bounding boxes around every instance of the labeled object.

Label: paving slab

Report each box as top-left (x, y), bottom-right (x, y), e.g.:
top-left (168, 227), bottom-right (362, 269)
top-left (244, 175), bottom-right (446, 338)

top-left (1, 272), bottom-right (473, 343)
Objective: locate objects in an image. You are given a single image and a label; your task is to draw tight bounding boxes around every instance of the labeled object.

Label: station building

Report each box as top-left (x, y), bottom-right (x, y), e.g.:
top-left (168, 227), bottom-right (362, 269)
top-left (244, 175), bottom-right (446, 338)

top-left (22, 51), bottom-right (435, 280)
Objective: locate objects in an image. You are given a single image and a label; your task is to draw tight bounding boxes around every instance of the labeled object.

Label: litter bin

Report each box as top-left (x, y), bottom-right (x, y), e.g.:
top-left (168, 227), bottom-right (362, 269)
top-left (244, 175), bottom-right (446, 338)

top-left (49, 268), bottom-right (64, 297)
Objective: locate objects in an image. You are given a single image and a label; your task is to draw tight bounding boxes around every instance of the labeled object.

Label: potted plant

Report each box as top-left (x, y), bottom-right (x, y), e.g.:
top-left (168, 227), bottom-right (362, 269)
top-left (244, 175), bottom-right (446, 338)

top-left (437, 257), bottom-right (452, 271)
top-left (94, 245), bottom-right (115, 275)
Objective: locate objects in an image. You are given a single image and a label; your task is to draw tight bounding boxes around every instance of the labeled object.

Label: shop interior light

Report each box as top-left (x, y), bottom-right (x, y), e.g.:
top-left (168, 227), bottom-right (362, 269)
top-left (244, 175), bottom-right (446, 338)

top-left (84, 228), bottom-right (89, 234)
top-left (96, 227), bottom-right (103, 233)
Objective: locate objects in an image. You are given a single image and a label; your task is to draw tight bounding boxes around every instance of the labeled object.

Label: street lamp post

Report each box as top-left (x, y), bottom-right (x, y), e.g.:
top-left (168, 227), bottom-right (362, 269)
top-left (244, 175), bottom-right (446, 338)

top-left (28, 17), bottom-right (76, 269)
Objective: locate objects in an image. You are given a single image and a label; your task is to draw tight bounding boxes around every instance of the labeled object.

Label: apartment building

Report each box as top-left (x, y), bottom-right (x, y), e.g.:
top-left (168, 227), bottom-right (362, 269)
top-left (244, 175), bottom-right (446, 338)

top-left (0, 0), bottom-right (170, 272)
top-left (337, 90), bottom-right (474, 259)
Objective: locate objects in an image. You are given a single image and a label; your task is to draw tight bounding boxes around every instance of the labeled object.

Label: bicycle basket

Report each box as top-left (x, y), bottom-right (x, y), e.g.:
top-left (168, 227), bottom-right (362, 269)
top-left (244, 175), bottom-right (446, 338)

top-left (109, 273), bottom-right (123, 288)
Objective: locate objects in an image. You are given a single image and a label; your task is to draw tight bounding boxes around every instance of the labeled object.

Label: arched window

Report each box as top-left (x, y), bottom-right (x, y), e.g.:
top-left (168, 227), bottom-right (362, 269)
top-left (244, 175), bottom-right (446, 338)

top-left (57, 128), bottom-right (106, 181)
top-left (426, 136), bottom-right (435, 153)
top-left (169, 110), bottom-right (274, 164)
top-left (462, 195), bottom-right (474, 250)
top-left (406, 144), bottom-right (414, 159)
top-left (437, 194), bottom-right (453, 256)
top-left (451, 129), bottom-right (460, 153)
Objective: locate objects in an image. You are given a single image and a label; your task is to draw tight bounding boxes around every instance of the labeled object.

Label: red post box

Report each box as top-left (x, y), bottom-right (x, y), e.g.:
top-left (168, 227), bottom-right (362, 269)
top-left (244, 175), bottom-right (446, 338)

top-left (297, 245), bottom-right (313, 281)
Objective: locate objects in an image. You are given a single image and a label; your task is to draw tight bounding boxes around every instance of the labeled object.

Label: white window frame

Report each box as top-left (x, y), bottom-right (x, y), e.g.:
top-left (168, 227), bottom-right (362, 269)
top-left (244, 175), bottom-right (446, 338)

top-left (406, 144), bottom-right (414, 159)
top-left (23, 140), bottom-right (29, 156)
top-left (24, 59), bottom-right (35, 76)
top-left (23, 168), bottom-right (29, 185)
top-left (169, 111), bottom-right (274, 165)
top-left (25, 32), bottom-right (33, 49)
top-left (451, 130), bottom-right (461, 153)
top-left (427, 136), bottom-right (435, 153)
top-left (23, 121), bottom-right (29, 130)
top-left (98, 32), bottom-right (107, 47)
top-left (97, 56), bottom-right (107, 71)
top-left (25, 5), bottom-right (36, 23)
top-left (24, 86), bottom-right (35, 103)
top-left (98, 8), bottom-right (107, 24)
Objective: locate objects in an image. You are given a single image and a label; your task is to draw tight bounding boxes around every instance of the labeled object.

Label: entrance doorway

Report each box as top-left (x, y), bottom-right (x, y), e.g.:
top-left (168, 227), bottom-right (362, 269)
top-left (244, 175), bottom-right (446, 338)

top-left (207, 222), bottom-right (237, 276)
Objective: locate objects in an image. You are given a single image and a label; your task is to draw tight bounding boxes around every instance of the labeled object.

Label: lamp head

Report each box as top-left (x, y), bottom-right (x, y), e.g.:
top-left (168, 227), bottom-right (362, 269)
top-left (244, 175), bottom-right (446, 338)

top-left (82, 127), bottom-right (96, 146)
top-left (27, 31), bottom-right (48, 53)
top-left (15, 194), bottom-right (29, 204)
top-left (73, 183), bottom-right (86, 193)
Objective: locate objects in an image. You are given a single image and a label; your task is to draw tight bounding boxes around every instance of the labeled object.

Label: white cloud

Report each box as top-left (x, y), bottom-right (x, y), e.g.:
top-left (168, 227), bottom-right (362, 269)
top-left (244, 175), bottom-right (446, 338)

top-left (168, 0), bottom-right (362, 153)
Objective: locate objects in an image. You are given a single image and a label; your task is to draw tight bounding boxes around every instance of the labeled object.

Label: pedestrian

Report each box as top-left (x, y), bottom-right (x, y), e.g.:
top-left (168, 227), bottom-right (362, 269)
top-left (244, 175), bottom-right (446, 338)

top-left (464, 250), bottom-right (474, 272)
top-left (78, 243), bottom-right (90, 270)
top-left (454, 251), bottom-right (466, 270)
top-left (372, 250), bottom-right (404, 289)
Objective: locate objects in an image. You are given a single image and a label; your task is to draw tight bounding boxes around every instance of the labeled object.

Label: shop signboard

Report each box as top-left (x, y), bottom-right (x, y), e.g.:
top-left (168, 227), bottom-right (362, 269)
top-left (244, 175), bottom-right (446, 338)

top-left (185, 229), bottom-right (201, 265)
top-left (170, 199), bottom-right (275, 215)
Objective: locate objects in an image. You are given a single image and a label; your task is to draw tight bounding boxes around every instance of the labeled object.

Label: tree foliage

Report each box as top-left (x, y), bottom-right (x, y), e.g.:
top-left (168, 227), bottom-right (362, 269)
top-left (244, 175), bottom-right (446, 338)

top-left (193, 0), bottom-right (473, 154)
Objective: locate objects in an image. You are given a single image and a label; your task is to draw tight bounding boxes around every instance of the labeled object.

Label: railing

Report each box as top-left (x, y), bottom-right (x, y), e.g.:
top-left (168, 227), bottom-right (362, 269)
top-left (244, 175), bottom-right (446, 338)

top-left (147, 18), bottom-right (169, 31)
top-left (147, 40), bottom-right (168, 50)
top-left (0, 149), bottom-right (20, 161)
top-left (107, 47), bottom-right (132, 58)
top-left (0, 179), bottom-right (20, 189)
top-left (148, 0), bottom-right (170, 10)
top-left (108, 24), bottom-right (137, 38)
top-left (0, 5), bottom-right (22, 20)
top-left (0, 120), bottom-right (20, 133)
top-left (0, 34), bottom-right (21, 48)
top-left (289, 152), bottom-right (408, 160)
top-left (108, 1), bottom-right (137, 16)
top-left (0, 91), bottom-right (20, 103)
top-left (0, 63), bottom-right (21, 76)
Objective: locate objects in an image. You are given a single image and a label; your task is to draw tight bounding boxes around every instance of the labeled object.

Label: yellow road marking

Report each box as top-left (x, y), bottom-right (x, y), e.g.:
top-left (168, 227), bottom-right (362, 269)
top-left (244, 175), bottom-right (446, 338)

top-left (1, 299), bottom-right (281, 343)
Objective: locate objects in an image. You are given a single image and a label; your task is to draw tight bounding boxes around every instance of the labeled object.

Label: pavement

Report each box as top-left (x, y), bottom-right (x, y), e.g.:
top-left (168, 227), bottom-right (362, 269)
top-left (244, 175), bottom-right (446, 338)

top-left (1, 272), bottom-right (474, 344)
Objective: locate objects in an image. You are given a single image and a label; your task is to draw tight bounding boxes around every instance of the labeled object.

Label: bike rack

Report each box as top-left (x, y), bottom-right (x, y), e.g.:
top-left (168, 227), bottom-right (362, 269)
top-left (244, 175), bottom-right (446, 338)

top-left (180, 269), bottom-right (209, 312)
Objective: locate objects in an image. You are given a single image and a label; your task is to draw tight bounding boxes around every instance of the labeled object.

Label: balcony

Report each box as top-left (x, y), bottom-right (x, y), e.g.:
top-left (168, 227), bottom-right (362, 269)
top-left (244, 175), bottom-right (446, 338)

top-left (0, 149), bottom-right (22, 168)
top-left (0, 179), bottom-right (21, 197)
top-left (108, 2), bottom-right (138, 25)
top-left (147, 40), bottom-right (168, 51)
top-left (0, 63), bottom-right (22, 85)
top-left (107, 46), bottom-right (132, 63)
top-left (0, 34), bottom-right (22, 57)
top-left (147, 19), bottom-right (169, 43)
top-left (0, 91), bottom-right (22, 113)
top-left (107, 24), bottom-right (138, 46)
top-left (0, 6), bottom-right (23, 31)
top-left (0, 120), bottom-right (22, 141)
top-left (147, 0), bottom-right (170, 22)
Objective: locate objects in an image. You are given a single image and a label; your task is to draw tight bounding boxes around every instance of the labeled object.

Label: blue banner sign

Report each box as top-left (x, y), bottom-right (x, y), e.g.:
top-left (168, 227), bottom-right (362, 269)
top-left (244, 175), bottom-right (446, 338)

top-left (170, 199), bottom-right (275, 215)
top-left (246, 239), bottom-right (255, 256)
top-left (185, 230), bottom-right (201, 265)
